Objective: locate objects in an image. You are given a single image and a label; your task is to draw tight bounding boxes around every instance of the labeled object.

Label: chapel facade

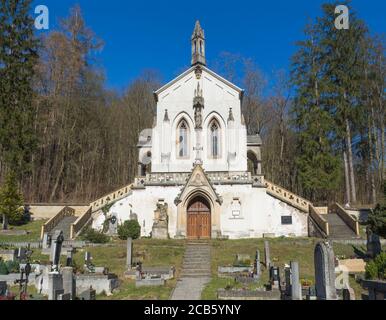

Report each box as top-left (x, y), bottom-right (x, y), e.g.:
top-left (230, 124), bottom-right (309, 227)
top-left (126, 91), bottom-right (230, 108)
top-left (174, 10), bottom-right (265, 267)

top-left (92, 21), bottom-right (311, 239)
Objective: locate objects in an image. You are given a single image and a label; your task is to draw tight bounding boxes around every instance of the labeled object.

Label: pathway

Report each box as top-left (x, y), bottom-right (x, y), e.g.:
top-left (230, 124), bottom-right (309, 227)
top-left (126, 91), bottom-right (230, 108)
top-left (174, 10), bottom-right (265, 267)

top-left (170, 241), bottom-right (211, 300)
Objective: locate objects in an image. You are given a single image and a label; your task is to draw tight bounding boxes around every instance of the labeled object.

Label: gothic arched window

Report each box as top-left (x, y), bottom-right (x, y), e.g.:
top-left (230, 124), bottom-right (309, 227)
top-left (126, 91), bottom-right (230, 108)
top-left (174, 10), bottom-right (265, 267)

top-left (177, 120), bottom-right (189, 158)
top-left (209, 120), bottom-right (220, 158)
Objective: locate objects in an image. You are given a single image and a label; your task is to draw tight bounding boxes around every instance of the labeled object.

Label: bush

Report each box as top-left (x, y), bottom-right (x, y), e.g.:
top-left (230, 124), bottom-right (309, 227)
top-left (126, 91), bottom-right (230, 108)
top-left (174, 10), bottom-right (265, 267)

top-left (0, 260), bottom-right (19, 274)
top-left (5, 260), bottom-right (19, 273)
top-left (118, 220), bottom-right (141, 240)
top-left (0, 260), bottom-right (8, 275)
top-left (365, 252), bottom-right (386, 280)
top-left (81, 228), bottom-right (110, 243)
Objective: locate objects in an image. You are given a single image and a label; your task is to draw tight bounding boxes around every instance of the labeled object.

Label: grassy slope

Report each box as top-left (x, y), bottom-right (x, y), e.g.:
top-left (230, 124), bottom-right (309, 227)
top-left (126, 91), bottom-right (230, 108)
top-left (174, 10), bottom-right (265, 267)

top-left (202, 238), bottom-right (365, 300)
top-left (0, 219), bottom-right (46, 242)
top-left (29, 238), bottom-right (186, 300)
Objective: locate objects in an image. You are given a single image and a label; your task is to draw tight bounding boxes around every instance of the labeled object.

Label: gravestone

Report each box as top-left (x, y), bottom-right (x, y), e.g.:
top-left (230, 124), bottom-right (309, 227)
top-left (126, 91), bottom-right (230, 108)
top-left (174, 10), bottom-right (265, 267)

top-left (84, 251), bottom-right (92, 265)
top-left (254, 250), bottom-right (261, 279)
top-left (236, 254), bottom-right (251, 263)
top-left (57, 293), bottom-right (71, 300)
top-left (135, 262), bottom-right (142, 280)
top-left (314, 241), bottom-right (337, 300)
top-left (17, 248), bottom-right (27, 261)
top-left (50, 230), bottom-right (64, 272)
top-left (48, 272), bottom-right (63, 300)
top-left (108, 215), bottom-right (118, 235)
top-left (366, 227), bottom-right (381, 259)
top-left (66, 249), bottom-right (73, 267)
top-left (79, 286), bottom-right (96, 300)
top-left (284, 265), bottom-right (291, 297)
top-left (0, 281), bottom-right (7, 296)
top-left (42, 233), bottom-right (50, 249)
top-left (290, 261), bottom-right (302, 300)
top-left (264, 241), bottom-right (271, 268)
top-left (62, 267), bottom-right (75, 299)
top-left (126, 237), bottom-right (133, 269)
top-left (269, 266), bottom-right (280, 290)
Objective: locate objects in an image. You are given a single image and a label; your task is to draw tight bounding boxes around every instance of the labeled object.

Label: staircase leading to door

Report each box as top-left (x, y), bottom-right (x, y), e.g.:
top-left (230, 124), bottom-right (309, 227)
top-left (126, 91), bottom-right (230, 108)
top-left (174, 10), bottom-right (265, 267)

top-left (48, 215), bottom-right (78, 240)
top-left (170, 241), bottom-right (211, 300)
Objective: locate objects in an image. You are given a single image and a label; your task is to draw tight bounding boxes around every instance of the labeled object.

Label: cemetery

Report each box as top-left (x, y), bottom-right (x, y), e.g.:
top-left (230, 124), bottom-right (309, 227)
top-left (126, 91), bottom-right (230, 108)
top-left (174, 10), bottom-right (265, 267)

top-left (0, 223), bottom-right (385, 300)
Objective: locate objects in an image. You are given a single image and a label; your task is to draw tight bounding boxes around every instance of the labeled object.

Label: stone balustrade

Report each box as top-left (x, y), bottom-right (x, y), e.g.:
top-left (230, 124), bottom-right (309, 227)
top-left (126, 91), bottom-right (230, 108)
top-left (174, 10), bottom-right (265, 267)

top-left (133, 171), bottom-right (265, 187)
top-left (70, 206), bottom-right (92, 239)
top-left (40, 206), bottom-right (75, 239)
top-left (90, 184), bottom-right (133, 211)
top-left (264, 179), bottom-right (311, 212)
top-left (332, 202), bottom-right (360, 235)
top-left (309, 204), bottom-right (329, 237)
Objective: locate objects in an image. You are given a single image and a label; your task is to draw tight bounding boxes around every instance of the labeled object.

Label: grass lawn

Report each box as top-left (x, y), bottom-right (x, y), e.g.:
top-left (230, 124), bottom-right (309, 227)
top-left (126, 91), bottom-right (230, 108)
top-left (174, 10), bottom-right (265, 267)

top-left (14, 236), bottom-right (368, 300)
top-left (30, 238), bottom-right (186, 300)
top-left (202, 237), bottom-right (365, 300)
top-left (0, 219), bottom-right (46, 242)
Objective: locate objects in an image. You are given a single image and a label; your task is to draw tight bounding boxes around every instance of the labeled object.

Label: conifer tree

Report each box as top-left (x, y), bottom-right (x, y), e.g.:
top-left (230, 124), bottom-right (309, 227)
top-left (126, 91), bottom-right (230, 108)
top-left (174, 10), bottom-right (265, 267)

top-left (0, 172), bottom-right (23, 230)
top-left (291, 23), bottom-right (341, 202)
top-left (0, 0), bottom-right (39, 180)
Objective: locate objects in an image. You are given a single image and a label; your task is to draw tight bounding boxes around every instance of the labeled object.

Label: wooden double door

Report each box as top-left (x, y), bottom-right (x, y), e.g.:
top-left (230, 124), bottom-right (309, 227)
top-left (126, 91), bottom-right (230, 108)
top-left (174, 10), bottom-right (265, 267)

top-left (187, 196), bottom-right (211, 239)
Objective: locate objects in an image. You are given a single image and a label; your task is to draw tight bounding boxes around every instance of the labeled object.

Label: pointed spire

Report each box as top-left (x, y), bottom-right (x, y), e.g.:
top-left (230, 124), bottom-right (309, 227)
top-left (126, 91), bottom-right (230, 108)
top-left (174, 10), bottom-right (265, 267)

top-left (191, 20), bottom-right (206, 66)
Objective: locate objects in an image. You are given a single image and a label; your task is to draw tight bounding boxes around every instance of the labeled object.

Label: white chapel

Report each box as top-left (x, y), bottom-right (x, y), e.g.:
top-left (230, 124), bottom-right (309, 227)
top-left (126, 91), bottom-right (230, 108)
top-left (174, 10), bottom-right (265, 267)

top-left (91, 21), bottom-right (312, 239)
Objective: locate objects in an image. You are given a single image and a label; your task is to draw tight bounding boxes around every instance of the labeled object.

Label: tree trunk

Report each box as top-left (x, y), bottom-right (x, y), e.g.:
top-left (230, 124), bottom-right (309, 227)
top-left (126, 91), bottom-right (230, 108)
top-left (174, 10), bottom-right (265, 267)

top-left (345, 118), bottom-right (357, 204)
top-left (343, 150), bottom-right (351, 205)
top-left (2, 214), bottom-right (8, 230)
top-left (368, 113), bottom-right (377, 204)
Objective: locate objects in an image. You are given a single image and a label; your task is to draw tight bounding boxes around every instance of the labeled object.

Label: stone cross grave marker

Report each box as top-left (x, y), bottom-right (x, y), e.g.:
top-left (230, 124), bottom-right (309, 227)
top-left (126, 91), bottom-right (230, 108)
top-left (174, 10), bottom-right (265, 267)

top-left (314, 241), bottom-right (337, 300)
top-left (50, 230), bottom-right (64, 272)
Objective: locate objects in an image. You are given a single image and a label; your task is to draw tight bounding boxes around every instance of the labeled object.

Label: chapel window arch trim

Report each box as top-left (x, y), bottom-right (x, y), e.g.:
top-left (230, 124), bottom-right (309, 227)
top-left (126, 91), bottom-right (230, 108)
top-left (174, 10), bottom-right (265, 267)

top-left (176, 118), bottom-right (190, 159)
top-left (208, 118), bottom-right (222, 159)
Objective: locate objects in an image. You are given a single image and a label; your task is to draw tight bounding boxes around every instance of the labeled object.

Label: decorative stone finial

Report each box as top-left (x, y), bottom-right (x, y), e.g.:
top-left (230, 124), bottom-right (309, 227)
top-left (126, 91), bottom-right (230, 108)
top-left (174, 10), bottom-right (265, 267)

top-left (191, 20), bottom-right (206, 66)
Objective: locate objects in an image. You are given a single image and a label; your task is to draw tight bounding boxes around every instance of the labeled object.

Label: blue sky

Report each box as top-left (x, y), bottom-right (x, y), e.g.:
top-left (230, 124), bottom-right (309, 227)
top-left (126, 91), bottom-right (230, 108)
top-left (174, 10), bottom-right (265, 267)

top-left (32, 0), bottom-right (385, 91)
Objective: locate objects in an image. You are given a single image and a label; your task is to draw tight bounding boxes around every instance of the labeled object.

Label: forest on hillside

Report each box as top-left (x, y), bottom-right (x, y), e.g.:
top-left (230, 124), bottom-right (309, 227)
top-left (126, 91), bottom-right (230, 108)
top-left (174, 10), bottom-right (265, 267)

top-left (0, 1), bottom-right (384, 206)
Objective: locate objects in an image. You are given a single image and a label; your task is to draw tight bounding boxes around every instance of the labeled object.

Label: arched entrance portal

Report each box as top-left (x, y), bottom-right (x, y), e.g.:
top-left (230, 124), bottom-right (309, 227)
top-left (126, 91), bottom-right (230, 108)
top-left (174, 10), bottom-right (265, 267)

top-left (187, 196), bottom-right (211, 239)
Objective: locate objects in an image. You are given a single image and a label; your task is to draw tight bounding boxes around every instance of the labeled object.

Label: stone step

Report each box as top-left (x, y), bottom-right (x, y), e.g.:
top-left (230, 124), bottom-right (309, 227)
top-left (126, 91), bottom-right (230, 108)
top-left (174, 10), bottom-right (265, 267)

top-left (180, 273), bottom-right (212, 278)
top-left (184, 254), bottom-right (210, 258)
top-left (182, 268), bottom-right (211, 272)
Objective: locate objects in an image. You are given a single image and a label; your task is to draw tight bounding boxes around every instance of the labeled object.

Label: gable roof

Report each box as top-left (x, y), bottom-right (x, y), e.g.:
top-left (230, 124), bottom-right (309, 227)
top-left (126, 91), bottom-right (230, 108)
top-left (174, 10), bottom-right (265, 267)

top-left (154, 66), bottom-right (244, 102)
top-left (174, 164), bottom-right (223, 206)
